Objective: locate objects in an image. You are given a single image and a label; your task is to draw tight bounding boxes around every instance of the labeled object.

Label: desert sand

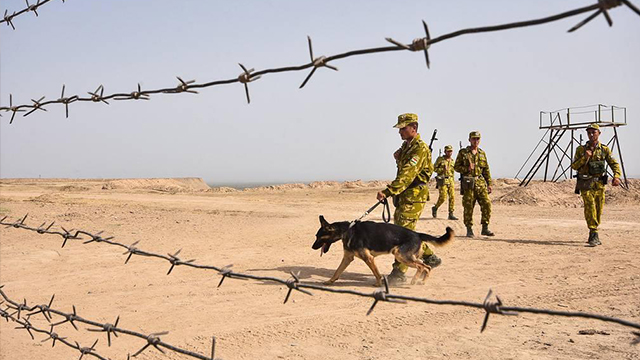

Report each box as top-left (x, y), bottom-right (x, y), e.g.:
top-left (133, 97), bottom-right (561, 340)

top-left (1, 178), bottom-right (639, 360)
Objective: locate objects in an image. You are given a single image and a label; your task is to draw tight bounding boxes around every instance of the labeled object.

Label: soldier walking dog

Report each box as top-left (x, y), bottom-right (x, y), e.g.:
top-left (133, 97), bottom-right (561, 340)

top-left (375, 113), bottom-right (440, 285)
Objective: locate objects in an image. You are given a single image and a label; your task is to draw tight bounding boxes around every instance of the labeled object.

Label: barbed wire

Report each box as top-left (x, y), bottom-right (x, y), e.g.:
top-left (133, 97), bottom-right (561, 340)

top-left (0, 286), bottom-right (220, 360)
top-left (1, 0), bottom-right (62, 30)
top-left (2, 1), bottom-right (639, 123)
top-left (2, 214), bottom-right (640, 340)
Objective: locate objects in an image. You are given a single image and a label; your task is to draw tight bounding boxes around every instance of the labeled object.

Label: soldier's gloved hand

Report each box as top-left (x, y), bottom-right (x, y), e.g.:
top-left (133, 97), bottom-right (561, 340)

top-left (376, 191), bottom-right (387, 201)
top-left (612, 177), bottom-right (621, 187)
top-left (487, 186), bottom-right (492, 194)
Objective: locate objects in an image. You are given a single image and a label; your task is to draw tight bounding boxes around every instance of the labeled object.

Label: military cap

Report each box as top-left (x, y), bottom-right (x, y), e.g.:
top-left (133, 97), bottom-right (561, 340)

top-left (393, 113), bottom-right (419, 128)
top-left (586, 123), bottom-right (601, 131)
top-left (469, 131), bottom-right (481, 138)
top-left (444, 145), bottom-right (453, 151)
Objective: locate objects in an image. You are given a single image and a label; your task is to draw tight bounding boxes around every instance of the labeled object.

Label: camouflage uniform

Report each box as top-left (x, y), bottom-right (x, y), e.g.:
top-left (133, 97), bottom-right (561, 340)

top-left (433, 150), bottom-right (456, 215)
top-left (570, 127), bottom-right (621, 238)
top-left (381, 114), bottom-right (434, 273)
top-left (454, 135), bottom-right (492, 230)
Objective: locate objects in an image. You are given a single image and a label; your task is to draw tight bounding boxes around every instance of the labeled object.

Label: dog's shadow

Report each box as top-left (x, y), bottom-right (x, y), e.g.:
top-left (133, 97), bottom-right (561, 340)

top-left (247, 265), bottom-right (392, 288)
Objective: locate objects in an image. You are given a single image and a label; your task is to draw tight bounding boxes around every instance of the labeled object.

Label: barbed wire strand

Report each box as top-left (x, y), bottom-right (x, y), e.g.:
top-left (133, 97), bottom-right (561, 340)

top-left (1, 0), bottom-right (61, 30)
top-left (0, 286), bottom-right (220, 360)
top-left (2, 215), bottom-right (640, 341)
top-left (2, 1), bottom-right (639, 123)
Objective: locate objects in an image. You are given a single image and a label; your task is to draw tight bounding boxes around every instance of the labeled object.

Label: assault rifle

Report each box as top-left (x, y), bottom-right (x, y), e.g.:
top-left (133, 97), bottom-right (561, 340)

top-left (428, 129), bottom-right (438, 152)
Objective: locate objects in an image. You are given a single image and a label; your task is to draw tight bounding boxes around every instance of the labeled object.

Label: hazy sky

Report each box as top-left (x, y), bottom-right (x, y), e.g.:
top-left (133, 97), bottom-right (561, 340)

top-left (1, 0), bottom-right (639, 185)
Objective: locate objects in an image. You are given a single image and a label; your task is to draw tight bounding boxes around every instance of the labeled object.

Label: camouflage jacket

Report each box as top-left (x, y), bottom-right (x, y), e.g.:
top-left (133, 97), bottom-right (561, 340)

top-left (434, 156), bottom-right (455, 178)
top-left (454, 146), bottom-right (492, 186)
top-left (382, 134), bottom-right (433, 197)
top-left (571, 141), bottom-right (621, 178)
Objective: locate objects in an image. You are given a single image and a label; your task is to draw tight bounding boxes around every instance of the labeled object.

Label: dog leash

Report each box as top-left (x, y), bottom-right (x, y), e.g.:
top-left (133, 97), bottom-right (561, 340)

top-left (349, 198), bottom-right (391, 228)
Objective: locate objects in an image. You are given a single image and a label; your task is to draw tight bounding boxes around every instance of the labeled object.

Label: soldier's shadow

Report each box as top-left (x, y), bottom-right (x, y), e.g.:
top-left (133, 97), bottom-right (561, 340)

top-left (247, 265), bottom-right (391, 288)
top-left (468, 237), bottom-right (584, 247)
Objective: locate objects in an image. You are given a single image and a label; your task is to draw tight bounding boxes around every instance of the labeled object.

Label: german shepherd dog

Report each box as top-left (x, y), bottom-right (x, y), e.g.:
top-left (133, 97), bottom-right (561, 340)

top-left (312, 216), bottom-right (454, 286)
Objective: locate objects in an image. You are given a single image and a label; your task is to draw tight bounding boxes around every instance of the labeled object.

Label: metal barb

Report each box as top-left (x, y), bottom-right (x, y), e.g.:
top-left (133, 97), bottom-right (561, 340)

top-left (87, 316), bottom-right (119, 346)
top-left (622, 0), bottom-right (640, 16)
top-left (88, 85), bottom-right (109, 104)
top-left (23, 96), bottom-right (47, 117)
top-left (237, 63), bottom-right (261, 104)
top-left (170, 76), bottom-right (198, 94)
top-left (123, 240), bottom-right (141, 264)
top-left (133, 331), bottom-right (168, 357)
top-left (283, 271), bottom-right (312, 304)
top-left (217, 265), bottom-right (234, 287)
top-left (299, 36), bottom-right (338, 89)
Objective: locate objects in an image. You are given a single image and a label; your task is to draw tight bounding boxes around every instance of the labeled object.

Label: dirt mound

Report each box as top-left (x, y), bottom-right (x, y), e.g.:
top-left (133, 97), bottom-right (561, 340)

top-left (244, 183), bottom-right (307, 192)
top-left (244, 180), bottom-right (389, 192)
top-left (59, 185), bottom-right (91, 192)
top-left (102, 178), bottom-right (210, 193)
top-left (26, 194), bottom-right (65, 203)
top-left (208, 186), bottom-right (238, 193)
top-left (496, 179), bottom-right (640, 207)
top-left (308, 181), bottom-right (341, 189)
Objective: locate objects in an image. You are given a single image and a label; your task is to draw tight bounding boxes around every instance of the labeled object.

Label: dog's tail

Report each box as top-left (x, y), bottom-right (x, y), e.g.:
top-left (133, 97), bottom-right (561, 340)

top-left (419, 226), bottom-right (455, 246)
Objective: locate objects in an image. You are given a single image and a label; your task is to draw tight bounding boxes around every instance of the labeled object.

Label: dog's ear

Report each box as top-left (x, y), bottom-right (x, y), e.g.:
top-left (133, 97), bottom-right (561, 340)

top-left (319, 215), bottom-right (329, 228)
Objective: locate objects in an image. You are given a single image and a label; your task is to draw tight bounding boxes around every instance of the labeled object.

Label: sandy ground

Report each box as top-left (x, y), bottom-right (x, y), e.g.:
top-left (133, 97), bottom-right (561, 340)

top-left (1, 178), bottom-right (639, 360)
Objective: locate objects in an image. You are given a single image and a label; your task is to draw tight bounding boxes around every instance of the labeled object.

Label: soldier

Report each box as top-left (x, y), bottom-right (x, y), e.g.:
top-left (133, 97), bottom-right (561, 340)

top-left (570, 123), bottom-right (622, 246)
top-left (376, 113), bottom-right (439, 285)
top-left (454, 131), bottom-right (494, 238)
top-left (432, 145), bottom-right (458, 220)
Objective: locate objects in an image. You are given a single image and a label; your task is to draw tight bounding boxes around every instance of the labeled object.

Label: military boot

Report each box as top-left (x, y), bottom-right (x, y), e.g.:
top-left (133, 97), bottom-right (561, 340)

top-left (423, 254), bottom-right (442, 268)
top-left (466, 226), bottom-right (474, 238)
top-left (587, 232), bottom-right (601, 247)
top-left (593, 232), bottom-right (602, 245)
top-left (448, 212), bottom-right (458, 220)
top-left (481, 224), bottom-right (495, 236)
top-left (431, 206), bottom-right (437, 218)
top-left (387, 268), bottom-right (407, 285)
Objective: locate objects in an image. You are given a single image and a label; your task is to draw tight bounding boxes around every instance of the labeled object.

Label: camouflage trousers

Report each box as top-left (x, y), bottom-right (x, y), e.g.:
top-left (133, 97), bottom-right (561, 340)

top-left (391, 184), bottom-right (434, 273)
top-left (462, 178), bottom-right (491, 227)
top-left (581, 181), bottom-right (605, 233)
top-left (434, 179), bottom-right (455, 213)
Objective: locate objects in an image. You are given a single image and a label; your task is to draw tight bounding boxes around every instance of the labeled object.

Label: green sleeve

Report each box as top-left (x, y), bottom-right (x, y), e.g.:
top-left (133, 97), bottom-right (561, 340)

top-left (605, 147), bottom-right (622, 178)
top-left (434, 157), bottom-right (444, 174)
top-left (385, 148), bottom-right (426, 196)
top-left (571, 146), bottom-right (587, 171)
top-left (482, 153), bottom-right (492, 186)
top-left (454, 150), bottom-right (466, 174)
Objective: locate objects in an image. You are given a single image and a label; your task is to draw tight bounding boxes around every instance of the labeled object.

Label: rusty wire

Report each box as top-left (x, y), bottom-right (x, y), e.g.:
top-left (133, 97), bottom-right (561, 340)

top-left (1, 0), bottom-right (61, 30)
top-left (2, 215), bottom-right (640, 339)
top-left (0, 286), bottom-right (220, 360)
top-left (2, 1), bottom-right (639, 123)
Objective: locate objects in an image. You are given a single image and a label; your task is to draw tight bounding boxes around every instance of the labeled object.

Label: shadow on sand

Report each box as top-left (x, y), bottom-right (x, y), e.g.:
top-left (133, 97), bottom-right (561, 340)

top-left (462, 236), bottom-right (585, 247)
top-left (247, 265), bottom-right (405, 288)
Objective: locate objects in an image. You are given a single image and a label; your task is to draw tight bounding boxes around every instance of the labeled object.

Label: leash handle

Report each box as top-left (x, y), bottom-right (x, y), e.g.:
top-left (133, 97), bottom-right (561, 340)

top-left (353, 198), bottom-right (391, 225)
top-left (381, 198), bottom-right (391, 223)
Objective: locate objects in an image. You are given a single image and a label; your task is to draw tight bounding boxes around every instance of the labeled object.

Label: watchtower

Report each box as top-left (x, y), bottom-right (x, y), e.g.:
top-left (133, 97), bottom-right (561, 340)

top-left (515, 104), bottom-right (629, 188)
